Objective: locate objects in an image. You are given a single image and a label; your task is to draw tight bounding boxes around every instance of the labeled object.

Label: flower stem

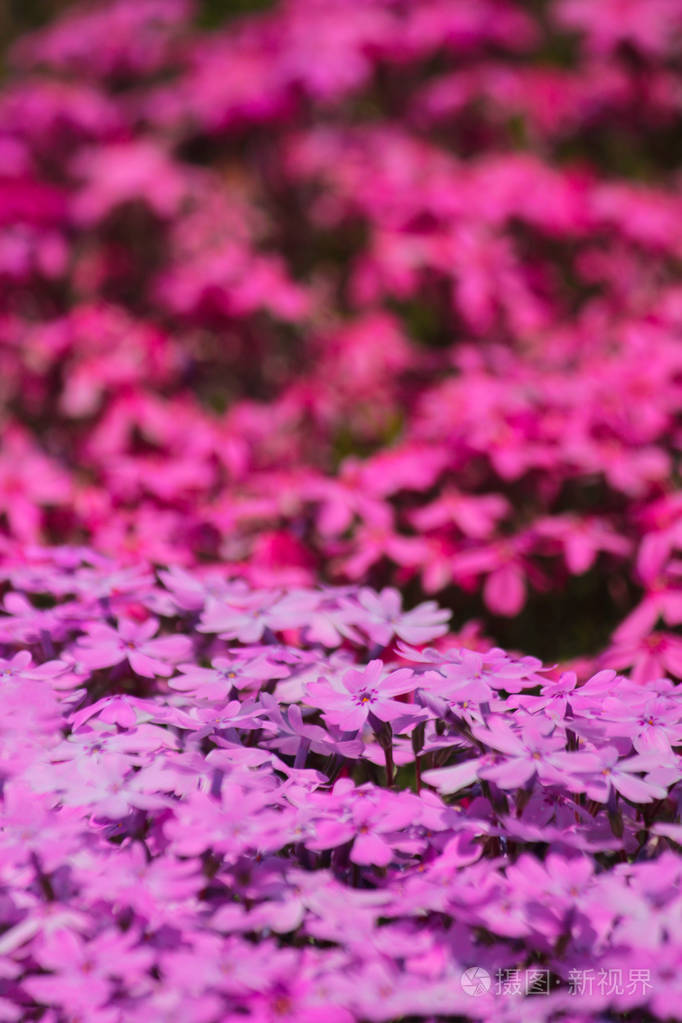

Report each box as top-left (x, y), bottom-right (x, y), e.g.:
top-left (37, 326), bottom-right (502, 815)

top-left (384, 743), bottom-right (394, 787)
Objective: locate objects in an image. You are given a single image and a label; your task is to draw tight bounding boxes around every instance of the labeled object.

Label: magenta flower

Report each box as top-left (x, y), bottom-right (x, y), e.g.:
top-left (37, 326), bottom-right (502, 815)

top-left (75, 616), bottom-right (191, 677)
top-left (259, 692), bottom-right (363, 761)
top-left (411, 489), bottom-right (509, 539)
top-left (72, 141), bottom-right (188, 223)
top-left (450, 534), bottom-right (540, 617)
top-left (0, 591), bottom-right (69, 643)
top-left (473, 720), bottom-right (601, 790)
top-left (600, 692), bottom-right (682, 754)
top-left (305, 659), bottom-right (417, 731)
top-left (422, 647), bottom-right (544, 695)
top-left (353, 586), bottom-right (450, 646)
top-left (571, 745), bottom-right (672, 803)
top-left (0, 649), bottom-right (67, 684)
top-left (603, 629), bottom-right (682, 684)
top-left (24, 927), bottom-right (154, 1014)
top-left (307, 782), bottom-right (416, 866)
top-left (4, 0), bottom-right (682, 1016)
top-left (169, 652), bottom-right (289, 697)
top-left (535, 514), bottom-right (631, 574)
top-left (198, 593), bottom-right (286, 643)
top-left (70, 692), bottom-right (149, 730)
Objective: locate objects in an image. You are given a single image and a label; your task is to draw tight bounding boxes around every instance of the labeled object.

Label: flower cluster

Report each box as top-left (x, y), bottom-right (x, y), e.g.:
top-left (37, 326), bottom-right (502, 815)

top-left (0, 545), bottom-right (679, 1022)
top-left (2, 0), bottom-right (682, 1018)
top-left (0, 0), bottom-right (681, 676)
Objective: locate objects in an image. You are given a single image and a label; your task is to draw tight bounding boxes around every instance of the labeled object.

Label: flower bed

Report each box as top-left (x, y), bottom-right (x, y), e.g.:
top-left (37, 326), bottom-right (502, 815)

top-left (1, 0), bottom-right (682, 1018)
top-left (1, 545), bottom-right (681, 1021)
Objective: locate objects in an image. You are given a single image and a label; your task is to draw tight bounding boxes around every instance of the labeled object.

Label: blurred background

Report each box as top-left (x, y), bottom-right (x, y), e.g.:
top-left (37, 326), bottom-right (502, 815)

top-left (1, 0), bottom-right (272, 41)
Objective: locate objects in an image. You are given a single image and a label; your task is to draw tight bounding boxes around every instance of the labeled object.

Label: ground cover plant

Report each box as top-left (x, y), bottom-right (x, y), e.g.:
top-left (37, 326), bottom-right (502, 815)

top-left (1, 0), bottom-right (682, 1019)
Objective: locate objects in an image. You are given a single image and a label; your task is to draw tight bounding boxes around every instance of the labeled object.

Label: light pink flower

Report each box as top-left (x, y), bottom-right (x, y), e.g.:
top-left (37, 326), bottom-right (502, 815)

top-left (75, 616), bottom-right (191, 676)
top-left (306, 659), bottom-right (418, 731)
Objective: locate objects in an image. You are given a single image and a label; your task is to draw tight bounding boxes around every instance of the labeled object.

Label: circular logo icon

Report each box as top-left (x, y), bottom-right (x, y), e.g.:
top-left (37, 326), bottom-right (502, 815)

top-left (460, 966), bottom-right (491, 997)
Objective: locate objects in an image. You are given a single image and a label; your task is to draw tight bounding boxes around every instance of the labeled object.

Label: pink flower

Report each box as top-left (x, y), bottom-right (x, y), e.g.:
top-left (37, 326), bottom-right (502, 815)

top-left (72, 141), bottom-right (189, 223)
top-left (169, 652), bottom-right (290, 697)
top-left (305, 659), bottom-right (418, 731)
top-left (603, 630), bottom-right (682, 684)
top-left (473, 720), bottom-right (601, 790)
top-left (353, 586), bottom-right (450, 646)
top-left (260, 692), bottom-right (363, 761)
top-left (570, 745), bottom-right (672, 803)
top-left (24, 927), bottom-right (154, 1014)
top-left (411, 490), bottom-right (509, 539)
top-left (70, 692), bottom-right (150, 730)
top-left (198, 593), bottom-right (287, 643)
top-left (451, 534), bottom-right (540, 617)
top-left (535, 514), bottom-right (631, 574)
top-left (0, 649), bottom-right (67, 684)
top-left (307, 782), bottom-right (416, 866)
top-left (75, 616), bottom-right (191, 676)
